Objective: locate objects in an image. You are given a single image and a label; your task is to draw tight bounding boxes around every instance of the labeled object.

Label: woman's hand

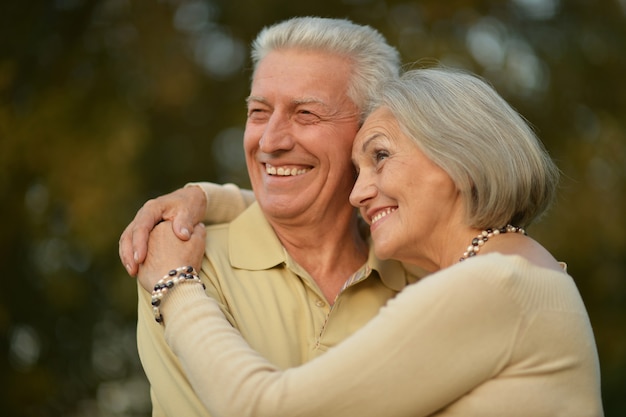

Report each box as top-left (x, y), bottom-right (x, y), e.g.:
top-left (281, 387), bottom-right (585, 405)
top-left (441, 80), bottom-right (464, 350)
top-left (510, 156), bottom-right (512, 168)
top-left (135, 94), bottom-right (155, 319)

top-left (119, 185), bottom-right (207, 276)
top-left (137, 221), bottom-right (206, 293)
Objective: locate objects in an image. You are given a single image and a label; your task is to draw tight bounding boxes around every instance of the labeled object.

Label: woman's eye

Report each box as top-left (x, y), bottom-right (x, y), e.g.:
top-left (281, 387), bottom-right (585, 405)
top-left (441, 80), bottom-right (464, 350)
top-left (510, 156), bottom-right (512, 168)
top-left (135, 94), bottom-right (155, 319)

top-left (374, 150), bottom-right (389, 162)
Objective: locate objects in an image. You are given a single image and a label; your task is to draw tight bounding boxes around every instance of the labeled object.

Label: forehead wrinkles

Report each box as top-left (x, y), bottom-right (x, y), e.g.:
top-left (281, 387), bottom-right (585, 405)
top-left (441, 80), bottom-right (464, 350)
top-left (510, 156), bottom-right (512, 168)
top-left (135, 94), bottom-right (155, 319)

top-left (250, 52), bottom-right (354, 110)
top-left (246, 94), bottom-right (330, 109)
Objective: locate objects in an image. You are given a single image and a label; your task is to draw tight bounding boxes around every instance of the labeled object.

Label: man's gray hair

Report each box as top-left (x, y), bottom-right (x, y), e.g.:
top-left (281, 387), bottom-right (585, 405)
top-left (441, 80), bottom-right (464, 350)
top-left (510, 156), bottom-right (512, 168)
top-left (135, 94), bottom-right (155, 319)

top-left (251, 16), bottom-right (401, 122)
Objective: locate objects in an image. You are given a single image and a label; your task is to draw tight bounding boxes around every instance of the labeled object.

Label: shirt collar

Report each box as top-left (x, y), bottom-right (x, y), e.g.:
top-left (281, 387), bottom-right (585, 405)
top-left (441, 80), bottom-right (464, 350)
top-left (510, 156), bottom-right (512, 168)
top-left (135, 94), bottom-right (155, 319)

top-left (315, 237), bottom-right (423, 293)
top-left (228, 203), bottom-right (286, 270)
top-left (365, 240), bottom-right (426, 291)
top-left (228, 203), bottom-right (428, 290)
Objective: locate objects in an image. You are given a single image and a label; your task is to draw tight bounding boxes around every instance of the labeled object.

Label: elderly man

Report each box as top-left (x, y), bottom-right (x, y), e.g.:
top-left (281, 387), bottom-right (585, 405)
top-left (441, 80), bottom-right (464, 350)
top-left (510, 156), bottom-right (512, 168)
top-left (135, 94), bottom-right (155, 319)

top-left (120, 17), bottom-right (421, 416)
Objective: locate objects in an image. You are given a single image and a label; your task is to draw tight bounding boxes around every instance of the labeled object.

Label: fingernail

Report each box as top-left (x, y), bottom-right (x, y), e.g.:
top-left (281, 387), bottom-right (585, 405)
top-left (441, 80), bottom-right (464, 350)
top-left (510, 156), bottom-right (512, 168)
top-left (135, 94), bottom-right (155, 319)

top-left (125, 264), bottom-right (132, 273)
top-left (181, 228), bottom-right (190, 238)
top-left (133, 251), bottom-right (139, 262)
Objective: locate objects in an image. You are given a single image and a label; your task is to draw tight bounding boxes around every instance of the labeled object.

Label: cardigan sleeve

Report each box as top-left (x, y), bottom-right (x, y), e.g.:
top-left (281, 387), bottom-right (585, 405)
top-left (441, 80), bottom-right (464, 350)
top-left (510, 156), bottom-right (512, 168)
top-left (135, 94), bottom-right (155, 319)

top-left (161, 258), bottom-right (525, 417)
top-left (185, 182), bottom-right (255, 224)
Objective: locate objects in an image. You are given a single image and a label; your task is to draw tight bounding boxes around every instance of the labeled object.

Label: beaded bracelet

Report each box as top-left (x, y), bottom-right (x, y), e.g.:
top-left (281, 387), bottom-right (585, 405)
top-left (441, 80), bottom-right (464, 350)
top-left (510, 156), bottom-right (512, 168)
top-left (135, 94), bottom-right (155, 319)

top-left (151, 266), bottom-right (205, 324)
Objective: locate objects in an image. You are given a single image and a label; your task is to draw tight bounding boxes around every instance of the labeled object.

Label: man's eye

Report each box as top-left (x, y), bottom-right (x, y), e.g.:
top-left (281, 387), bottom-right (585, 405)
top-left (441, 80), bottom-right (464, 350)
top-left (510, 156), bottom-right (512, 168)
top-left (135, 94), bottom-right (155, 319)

top-left (296, 110), bottom-right (320, 123)
top-left (248, 108), bottom-right (268, 119)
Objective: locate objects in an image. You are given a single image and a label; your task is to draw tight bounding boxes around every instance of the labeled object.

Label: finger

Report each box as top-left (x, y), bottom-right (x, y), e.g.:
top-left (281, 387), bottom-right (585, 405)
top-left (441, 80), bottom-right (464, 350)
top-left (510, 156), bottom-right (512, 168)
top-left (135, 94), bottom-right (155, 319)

top-left (119, 227), bottom-right (137, 276)
top-left (120, 200), bottom-right (161, 275)
top-left (191, 222), bottom-right (207, 242)
top-left (128, 200), bottom-right (165, 267)
top-left (172, 210), bottom-right (193, 241)
top-left (187, 223), bottom-right (207, 271)
top-left (131, 224), bottom-right (151, 267)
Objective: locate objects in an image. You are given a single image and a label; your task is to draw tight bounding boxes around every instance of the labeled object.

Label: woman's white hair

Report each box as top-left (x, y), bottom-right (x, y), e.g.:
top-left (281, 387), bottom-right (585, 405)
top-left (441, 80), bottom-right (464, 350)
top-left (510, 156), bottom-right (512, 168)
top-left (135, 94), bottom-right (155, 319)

top-left (250, 16), bottom-right (401, 122)
top-left (373, 68), bottom-right (560, 228)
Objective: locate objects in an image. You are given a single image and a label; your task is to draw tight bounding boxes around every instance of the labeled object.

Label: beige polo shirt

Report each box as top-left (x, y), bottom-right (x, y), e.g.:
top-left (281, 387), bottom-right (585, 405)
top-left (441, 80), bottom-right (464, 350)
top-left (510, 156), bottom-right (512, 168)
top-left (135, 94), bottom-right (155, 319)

top-left (137, 201), bottom-right (417, 417)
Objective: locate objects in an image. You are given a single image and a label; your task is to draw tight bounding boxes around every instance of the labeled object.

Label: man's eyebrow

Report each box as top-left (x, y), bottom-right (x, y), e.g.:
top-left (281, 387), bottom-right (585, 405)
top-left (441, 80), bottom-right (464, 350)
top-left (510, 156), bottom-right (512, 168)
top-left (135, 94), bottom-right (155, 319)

top-left (246, 95), bottom-right (268, 105)
top-left (293, 97), bottom-right (326, 106)
top-left (246, 95), bottom-right (328, 107)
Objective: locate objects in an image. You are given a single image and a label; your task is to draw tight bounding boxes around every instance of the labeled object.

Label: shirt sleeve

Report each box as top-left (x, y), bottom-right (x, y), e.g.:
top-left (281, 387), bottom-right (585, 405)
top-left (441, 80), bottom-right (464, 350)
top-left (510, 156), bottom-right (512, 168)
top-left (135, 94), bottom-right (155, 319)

top-left (161, 261), bottom-right (523, 417)
top-left (185, 182), bottom-right (255, 224)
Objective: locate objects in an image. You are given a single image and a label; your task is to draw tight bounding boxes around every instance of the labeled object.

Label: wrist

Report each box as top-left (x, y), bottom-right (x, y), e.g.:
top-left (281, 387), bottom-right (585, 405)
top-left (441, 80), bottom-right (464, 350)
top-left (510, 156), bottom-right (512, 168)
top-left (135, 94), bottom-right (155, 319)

top-left (184, 183), bottom-right (209, 211)
top-left (151, 266), bottom-right (205, 325)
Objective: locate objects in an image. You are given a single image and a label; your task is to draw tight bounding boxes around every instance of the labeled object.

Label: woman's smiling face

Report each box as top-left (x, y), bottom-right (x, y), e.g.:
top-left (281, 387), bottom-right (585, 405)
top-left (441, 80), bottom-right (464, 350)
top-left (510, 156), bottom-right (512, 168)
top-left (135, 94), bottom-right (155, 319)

top-left (349, 107), bottom-right (462, 268)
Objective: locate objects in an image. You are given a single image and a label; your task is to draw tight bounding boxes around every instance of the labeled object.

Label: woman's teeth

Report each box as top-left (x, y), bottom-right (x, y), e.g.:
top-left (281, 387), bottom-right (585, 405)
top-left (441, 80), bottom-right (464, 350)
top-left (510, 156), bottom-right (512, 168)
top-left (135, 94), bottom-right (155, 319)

top-left (371, 208), bottom-right (396, 223)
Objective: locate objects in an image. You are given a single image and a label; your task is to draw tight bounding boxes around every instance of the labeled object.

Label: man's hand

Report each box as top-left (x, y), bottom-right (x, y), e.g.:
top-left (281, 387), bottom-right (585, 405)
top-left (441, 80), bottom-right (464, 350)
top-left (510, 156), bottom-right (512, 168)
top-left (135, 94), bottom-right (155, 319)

top-left (119, 185), bottom-right (207, 276)
top-left (137, 221), bottom-right (207, 293)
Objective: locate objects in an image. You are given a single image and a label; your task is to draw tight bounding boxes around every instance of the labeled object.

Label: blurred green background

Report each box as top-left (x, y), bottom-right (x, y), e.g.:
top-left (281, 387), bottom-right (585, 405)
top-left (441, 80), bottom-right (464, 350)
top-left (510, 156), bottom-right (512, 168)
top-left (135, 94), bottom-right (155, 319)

top-left (1, 0), bottom-right (624, 415)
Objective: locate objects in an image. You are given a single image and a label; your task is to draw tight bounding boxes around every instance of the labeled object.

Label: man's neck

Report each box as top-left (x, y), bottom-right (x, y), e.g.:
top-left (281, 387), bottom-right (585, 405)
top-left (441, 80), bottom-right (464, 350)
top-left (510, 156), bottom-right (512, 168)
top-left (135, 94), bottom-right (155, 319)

top-left (270, 213), bottom-right (369, 303)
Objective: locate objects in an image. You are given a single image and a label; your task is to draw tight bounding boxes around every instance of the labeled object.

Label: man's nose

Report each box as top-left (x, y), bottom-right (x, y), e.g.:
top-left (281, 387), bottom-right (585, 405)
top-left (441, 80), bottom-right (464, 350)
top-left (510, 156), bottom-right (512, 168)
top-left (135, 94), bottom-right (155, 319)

top-left (259, 114), bottom-right (295, 153)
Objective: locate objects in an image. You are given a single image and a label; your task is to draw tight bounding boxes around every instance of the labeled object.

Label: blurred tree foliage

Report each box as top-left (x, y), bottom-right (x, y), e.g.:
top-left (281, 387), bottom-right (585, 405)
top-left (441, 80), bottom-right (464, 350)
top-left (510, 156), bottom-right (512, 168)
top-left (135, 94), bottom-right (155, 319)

top-left (0, 0), bottom-right (624, 415)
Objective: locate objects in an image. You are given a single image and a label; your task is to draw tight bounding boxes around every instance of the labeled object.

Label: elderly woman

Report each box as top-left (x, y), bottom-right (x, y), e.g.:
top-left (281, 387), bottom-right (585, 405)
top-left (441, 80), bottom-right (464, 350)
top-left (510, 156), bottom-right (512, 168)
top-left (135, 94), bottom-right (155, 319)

top-left (138, 68), bottom-right (603, 417)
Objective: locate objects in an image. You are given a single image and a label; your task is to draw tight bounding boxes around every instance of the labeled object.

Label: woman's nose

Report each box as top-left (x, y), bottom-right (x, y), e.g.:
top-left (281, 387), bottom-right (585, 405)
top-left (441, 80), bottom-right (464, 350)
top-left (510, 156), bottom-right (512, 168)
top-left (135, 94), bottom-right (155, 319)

top-left (349, 171), bottom-right (376, 208)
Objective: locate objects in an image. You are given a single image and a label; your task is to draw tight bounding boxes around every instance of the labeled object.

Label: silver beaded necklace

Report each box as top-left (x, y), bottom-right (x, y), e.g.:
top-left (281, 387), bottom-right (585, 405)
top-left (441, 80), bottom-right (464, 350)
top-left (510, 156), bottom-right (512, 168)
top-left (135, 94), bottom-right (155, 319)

top-left (459, 224), bottom-right (526, 262)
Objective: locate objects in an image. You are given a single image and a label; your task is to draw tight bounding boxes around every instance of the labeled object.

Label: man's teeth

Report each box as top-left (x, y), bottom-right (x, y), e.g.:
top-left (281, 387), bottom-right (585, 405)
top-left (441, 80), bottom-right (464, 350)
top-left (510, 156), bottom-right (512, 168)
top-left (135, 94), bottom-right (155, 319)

top-left (266, 165), bottom-right (309, 176)
top-left (371, 208), bottom-right (396, 223)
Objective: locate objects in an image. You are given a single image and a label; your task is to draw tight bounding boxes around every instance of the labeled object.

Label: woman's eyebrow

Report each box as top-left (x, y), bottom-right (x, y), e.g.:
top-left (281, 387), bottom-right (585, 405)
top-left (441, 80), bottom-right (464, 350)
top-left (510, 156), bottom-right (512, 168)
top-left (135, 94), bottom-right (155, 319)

top-left (360, 133), bottom-right (383, 152)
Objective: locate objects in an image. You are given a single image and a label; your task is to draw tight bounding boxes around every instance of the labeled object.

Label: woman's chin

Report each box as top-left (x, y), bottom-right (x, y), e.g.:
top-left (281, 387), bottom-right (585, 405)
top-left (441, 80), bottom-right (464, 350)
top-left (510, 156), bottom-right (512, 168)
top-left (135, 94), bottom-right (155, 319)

top-left (373, 242), bottom-right (395, 261)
